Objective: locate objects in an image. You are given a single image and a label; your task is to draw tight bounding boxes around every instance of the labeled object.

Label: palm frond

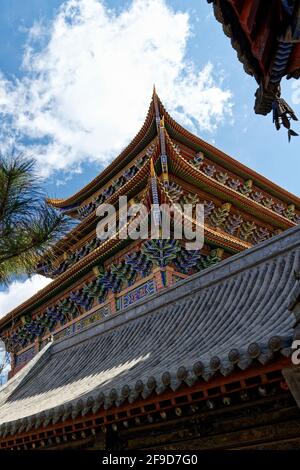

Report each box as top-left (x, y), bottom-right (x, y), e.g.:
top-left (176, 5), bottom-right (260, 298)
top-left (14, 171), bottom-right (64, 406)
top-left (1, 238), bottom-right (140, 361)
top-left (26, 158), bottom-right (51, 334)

top-left (0, 153), bottom-right (72, 285)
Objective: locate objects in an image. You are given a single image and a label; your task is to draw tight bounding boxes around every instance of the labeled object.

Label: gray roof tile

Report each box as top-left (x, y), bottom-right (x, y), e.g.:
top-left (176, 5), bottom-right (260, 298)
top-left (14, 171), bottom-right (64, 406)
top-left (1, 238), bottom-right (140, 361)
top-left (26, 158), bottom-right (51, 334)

top-left (0, 224), bottom-right (300, 434)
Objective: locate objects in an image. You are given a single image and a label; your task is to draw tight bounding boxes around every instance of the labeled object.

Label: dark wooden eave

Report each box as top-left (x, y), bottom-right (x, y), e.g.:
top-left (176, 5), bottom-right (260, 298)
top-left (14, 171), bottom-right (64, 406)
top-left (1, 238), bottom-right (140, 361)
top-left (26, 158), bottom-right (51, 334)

top-left (208, 0), bottom-right (300, 118)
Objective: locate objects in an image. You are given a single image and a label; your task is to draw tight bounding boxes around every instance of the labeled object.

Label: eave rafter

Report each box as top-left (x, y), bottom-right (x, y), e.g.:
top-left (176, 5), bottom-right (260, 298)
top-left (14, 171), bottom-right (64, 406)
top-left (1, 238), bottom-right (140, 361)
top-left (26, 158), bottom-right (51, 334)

top-left (164, 130), bottom-right (297, 230)
top-left (158, 178), bottom-right (251, 253)
top-left (0, 357), bottom-right (290, 448)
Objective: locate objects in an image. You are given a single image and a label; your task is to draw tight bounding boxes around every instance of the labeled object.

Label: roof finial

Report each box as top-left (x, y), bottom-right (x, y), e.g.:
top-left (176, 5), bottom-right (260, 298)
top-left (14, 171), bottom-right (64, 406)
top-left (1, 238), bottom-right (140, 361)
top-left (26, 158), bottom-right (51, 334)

top-left (153, 85), bottom-right (160, 128)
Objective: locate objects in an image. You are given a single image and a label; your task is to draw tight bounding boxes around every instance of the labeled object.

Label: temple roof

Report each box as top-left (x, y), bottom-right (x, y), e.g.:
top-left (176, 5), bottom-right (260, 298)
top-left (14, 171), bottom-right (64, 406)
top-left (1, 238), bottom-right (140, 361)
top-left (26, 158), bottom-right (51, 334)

top-left (47, 89), bottom-right (300, 213)
top-left (0, 224), bottom-right (299, 435)
top-left (1, 91), bottom-right (300, 331)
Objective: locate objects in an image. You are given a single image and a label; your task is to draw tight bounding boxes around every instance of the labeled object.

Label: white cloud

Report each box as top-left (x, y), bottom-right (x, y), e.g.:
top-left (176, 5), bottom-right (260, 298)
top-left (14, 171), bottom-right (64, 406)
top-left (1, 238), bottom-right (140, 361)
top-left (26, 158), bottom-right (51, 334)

top-left (0, 0), bottom-right (232, 178)
top-left (0, 275), bottom-right (51, 318)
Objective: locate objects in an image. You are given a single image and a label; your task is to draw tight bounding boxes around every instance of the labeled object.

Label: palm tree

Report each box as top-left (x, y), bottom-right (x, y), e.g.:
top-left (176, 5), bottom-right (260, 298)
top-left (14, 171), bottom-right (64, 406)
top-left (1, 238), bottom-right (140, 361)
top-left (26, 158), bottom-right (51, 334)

top-left (0, 154), bottom-right (70, 285)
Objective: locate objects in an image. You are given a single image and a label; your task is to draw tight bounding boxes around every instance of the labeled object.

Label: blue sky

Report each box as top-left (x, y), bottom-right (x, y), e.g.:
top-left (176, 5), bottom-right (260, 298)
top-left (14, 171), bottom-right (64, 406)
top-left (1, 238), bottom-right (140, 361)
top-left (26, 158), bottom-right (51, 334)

top-left (0, 0), bottom-right (299, 316)
top-left (0, 0), bottom-right (299, 198)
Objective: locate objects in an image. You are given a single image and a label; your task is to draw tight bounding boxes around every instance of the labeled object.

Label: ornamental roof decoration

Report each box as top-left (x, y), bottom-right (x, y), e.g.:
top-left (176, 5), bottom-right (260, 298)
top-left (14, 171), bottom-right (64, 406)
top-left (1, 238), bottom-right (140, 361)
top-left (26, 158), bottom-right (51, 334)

top-left (37, 93), bottom-right (300, 279)
top-left (1, 89), bottom-right (300, 337)
top-left (47, 89), bottom-right (300, 215)
top-left (207, 0), bottom-right (300, 139)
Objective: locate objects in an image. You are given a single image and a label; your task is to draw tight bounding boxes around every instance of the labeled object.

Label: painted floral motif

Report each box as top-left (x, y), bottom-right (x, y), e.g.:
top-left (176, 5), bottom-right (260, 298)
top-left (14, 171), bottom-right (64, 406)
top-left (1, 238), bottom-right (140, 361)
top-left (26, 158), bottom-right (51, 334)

top-left (227, 178), bottom-right (241, 191)
top-left (262, 197), bottom-right (274, 209)
top-left (240, 221), bottom-right (257, 241)
top-left (225, 214), bottom-right (243, 235)
top-left (272, 203), bottom-right (285, 215)
top-left (141, 239), bottom-right (180, 267)
top-left (239, 180), bottom-right (253, 196)
top-left (203, 200), bottom-right (215, 218)
top-left (203, 164), bottom-right (216, 177)
top-left (215, 171), bottom-right (229, 184)
top-left (190, 151), bottom-right (204, 169)
top-left (165, 182), bottom-right (183, 202)
top-left (251, 191), bottom-right (264, 203)
top-left (251, 227), bottom-right (270, 244)
top-left (198, 248), bottom-right (224, 270)
top-left (209, 203), bottom-right (231, 227)
top-left (173, 249), bottom-right (201, 273)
